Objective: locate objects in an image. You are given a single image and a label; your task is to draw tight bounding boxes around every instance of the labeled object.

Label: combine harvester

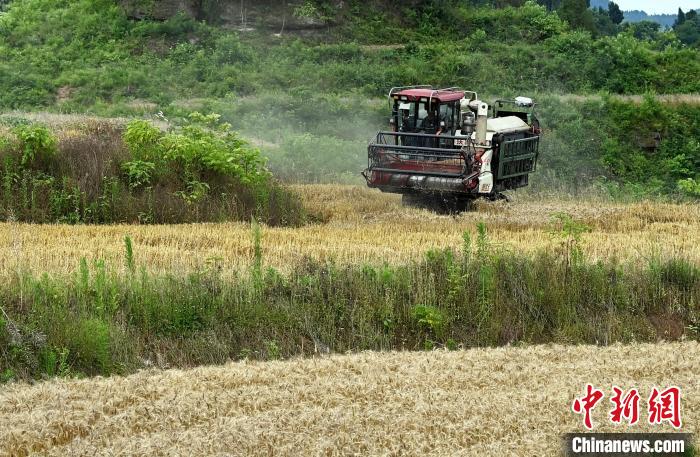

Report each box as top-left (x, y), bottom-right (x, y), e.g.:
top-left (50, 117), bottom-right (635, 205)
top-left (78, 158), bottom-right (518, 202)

top-left (363, 86), bottom-right (541, 211)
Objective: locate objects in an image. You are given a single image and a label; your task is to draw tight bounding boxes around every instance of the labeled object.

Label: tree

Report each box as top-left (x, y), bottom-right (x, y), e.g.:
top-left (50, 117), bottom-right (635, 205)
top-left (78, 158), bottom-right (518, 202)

top-left (674, 12), bottom-right (700, 46)
top-left (537, 0), bottom-right (562, 10)
top-left (593, 7), bottom-right (618, 36)
top-left (608, 1), bottom-right (623, 25)
top-left (675, 8), bottom-right (686, 26)
top-left (558, 0), bottom-right (596, 33)
top-left (627, 20), bottom-right (660, 41)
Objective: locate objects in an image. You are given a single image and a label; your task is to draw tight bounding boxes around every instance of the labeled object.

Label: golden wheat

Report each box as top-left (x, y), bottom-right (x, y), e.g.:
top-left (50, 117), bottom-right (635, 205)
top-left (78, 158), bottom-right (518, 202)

top-left (0, 341), bottom-right (697, 456)
top-left (1, 185), bottom-right (698, 277)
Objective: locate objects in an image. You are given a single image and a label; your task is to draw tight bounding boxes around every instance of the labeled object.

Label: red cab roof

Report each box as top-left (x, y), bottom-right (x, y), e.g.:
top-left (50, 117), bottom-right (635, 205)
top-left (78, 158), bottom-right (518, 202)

top-left (393, 88), bottom-right (464, 103)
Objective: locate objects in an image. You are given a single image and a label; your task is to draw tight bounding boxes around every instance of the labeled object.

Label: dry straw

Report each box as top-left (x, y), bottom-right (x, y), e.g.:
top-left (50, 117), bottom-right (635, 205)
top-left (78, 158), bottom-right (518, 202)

top-left (1, 342), bottom-right (698, 456)
top-left (1, 185), bottom-right (698, 277)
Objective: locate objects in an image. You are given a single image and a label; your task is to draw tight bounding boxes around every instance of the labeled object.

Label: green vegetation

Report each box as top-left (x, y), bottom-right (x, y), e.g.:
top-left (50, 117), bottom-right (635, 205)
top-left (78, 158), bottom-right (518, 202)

top-left (0, 0), bottom-right (696, 197)
top-left (532, 96), bottom-right (700, 199)
top-left (1, 222), bottom-right (698, 381)
top-left (0, 0), bottom-right (698, 111)
top-left (0, 114), bottom-right (307, 224)
top-left (599, 96), bottom-right (700, 198)
top-left (0, 0), bottom-right (697, 198)
top-left (674, 8), bottom-right (700, 46)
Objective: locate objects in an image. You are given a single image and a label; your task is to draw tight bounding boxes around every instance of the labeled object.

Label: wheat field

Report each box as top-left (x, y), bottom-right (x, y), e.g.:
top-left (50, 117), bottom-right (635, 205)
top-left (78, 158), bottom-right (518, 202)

top-left (1, 185), bottom-right (698, 277)
top-left (1, 341), bottom-right (697, 456)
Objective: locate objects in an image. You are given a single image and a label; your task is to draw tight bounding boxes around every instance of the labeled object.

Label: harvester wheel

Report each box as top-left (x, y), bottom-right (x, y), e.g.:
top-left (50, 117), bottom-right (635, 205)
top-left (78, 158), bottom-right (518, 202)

top-left (488, 192), bottom-right (510, 202)
top-left (439, 195), bottom-right (475, 214)
top-left (401, 193), bottom-right (427, 208)
top-left (402, 193), bottom-right (474, 214)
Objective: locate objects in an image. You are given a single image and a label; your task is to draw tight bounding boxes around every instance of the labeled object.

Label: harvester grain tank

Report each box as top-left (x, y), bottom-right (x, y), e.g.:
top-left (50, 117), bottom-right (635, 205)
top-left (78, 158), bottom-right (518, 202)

top-left (362, 87), bottom-right (541, 209)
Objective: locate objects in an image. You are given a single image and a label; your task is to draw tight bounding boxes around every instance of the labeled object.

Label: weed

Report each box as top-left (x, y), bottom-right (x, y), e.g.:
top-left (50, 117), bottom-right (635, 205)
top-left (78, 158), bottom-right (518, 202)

top-left (549, 212), bottom-right (591, 268)
top-left (0, 219), bottom-right (697, 381)
top-left (1, 368), bottom-right (15, 383)
top-left (412, 305), bottom-right (446, 339)
top-left (265, 340), bottom-right (281, 360)
top-left (12, 124), bottom-right (57, 168)
top-left (124, 235), bottom-right (135, 275)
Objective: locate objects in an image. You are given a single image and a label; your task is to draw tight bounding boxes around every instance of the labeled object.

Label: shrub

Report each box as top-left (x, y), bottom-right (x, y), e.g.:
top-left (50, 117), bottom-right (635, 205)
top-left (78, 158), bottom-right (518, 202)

top-left (126, 113), bottom-right (269, 185)
top-left (123, 120), bottom-right (162, 162)
top-left (12, 124), bottom-right (57, 168)
top-left (412, 305), bottom-right (446, 338)
top-left (0, 115), bottom-right (307, 225)
top-left (678, 178), bottom-right (700, 197)
top-left (122, 160), bottom-right (156, 188)
top-left (69, 318), bottom-right (113, 375)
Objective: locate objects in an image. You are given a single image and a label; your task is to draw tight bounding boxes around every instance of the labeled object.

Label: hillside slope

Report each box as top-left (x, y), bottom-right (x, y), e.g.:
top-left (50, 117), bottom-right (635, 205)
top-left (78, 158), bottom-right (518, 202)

top-left (1, 0), bottom-right (699, 111)
top-left (1, 342), bottom-right (698, 456)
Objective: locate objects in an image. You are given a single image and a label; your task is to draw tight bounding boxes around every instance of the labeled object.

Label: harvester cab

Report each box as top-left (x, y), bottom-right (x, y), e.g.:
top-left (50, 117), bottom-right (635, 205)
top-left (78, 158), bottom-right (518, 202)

top-left (363, 86), bottom-right (541, 210)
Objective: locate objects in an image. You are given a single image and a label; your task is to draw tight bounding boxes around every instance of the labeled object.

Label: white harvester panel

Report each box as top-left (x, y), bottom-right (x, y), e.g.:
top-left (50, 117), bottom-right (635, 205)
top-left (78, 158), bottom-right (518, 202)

top-left (486, 116), bottom-right (530, 134)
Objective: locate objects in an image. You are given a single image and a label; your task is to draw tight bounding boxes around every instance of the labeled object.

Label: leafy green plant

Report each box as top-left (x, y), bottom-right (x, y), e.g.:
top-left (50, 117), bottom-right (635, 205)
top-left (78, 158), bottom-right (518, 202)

top-left (175, 179), bottom-right (210, 204)
top-left (461, 231), bottom-right (472, 264)
top-left (251, 218), bottom-right (263, 290)
top-left (265, 340), bottom-right (281, 360)
top-left (1, 369), bottom-right (15, 383)
top-left (124, 235), bottom-right (135, 274)
top-left (412, 305), bottom-right (446, 337)
top-left (12, 124), bottom-right (57, 167)
top-left (678, 178), bottom-right (700, 197)
top-left (293, 2), bottom-right (320, 20)
top-left (549, 212), bottom-right (591, 267)
top-left (128, 113), bottom-right (269, 187)
top-left (71, 318), bottom-right (112, 375)
top-left (57, 347), bottom-right (72, 377)
top-left (476, 222), bottom-right (494, 321)
top-left (121, 160), bottom-right (155, 188)
top-left (39, 346), bottom-right (72, 378)
top-left (123, 120), bottom-right (162, 162)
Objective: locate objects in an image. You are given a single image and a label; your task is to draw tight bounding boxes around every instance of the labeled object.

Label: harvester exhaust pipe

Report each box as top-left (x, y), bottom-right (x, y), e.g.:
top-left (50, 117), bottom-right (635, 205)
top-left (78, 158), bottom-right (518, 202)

top-left (476, 101), bottom-right (488, 144)
top-left (468, 100), bottom-right (489, 145)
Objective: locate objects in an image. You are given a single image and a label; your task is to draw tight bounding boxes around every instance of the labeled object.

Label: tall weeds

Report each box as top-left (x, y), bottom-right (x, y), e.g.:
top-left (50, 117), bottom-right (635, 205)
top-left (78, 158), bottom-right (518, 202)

top-left (0, 118), bottom-right (308, 226)
top-left (0, 224), bottom-right (697, 382)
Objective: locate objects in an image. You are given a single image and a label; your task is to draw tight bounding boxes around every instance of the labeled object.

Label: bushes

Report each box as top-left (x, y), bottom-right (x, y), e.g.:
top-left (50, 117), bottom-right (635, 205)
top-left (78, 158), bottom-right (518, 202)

top-left (0, 0), bottom-right (698, 112)
top-left (597, 95), bottom-right (700, 197)
top-left (13, 124), bottom-right (57, 167)
top-left (122, 160), bottom-right (156, 188)
top-left (0, 115), bottom-right (308, 225)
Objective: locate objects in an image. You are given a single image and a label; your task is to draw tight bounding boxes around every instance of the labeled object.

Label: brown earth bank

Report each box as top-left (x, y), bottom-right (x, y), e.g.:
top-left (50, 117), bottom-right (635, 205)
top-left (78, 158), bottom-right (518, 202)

top-left (1, 342), bottom-right (698, 456)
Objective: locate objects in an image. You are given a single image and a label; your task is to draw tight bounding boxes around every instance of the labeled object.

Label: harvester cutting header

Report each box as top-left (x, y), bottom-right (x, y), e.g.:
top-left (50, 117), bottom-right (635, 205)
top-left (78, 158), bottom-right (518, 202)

top-left (362, 86), bottom-right (541, 210)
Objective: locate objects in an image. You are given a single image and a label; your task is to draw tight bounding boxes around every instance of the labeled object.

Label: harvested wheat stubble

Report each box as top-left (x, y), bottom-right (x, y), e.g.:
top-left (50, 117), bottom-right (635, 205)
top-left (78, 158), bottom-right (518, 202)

top-left (0, 342), bottom-right (698, 456)
top-left (1, 185), bottom-right (698, 278)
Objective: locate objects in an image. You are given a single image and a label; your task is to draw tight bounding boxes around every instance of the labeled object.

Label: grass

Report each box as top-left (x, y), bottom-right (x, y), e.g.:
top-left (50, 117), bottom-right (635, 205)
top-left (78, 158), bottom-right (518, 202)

top-left (1, 342), bottom-right (698, 456)
top-left (0, 199), bottom-right (697, 381)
